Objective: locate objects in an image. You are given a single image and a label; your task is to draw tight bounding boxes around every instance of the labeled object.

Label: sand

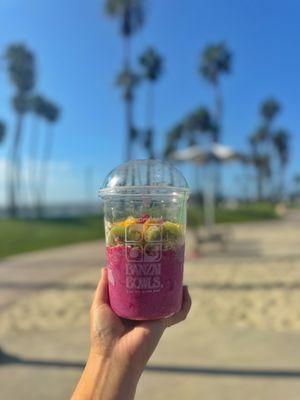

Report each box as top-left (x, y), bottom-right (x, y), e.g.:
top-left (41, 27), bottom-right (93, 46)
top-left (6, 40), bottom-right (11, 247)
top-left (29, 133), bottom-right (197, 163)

top-left (1, 211), bottom-right (300, 336)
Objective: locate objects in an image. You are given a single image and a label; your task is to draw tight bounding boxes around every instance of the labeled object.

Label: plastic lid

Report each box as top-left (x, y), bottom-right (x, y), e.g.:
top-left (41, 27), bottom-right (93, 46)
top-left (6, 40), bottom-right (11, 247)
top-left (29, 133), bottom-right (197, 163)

top-left (99, 159), bottom-right (189, 197)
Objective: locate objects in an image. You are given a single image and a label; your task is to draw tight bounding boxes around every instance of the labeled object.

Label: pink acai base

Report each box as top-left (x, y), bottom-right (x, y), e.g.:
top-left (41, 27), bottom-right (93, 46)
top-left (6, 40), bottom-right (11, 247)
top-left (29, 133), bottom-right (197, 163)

top-left (106, 244), bottom-right (185, 320)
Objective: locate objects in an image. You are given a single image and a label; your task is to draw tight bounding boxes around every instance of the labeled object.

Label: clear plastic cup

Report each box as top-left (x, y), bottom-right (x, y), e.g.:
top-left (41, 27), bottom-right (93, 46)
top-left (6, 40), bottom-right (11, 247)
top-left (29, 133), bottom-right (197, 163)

top-left (99, 159), bottom-right (190, 320)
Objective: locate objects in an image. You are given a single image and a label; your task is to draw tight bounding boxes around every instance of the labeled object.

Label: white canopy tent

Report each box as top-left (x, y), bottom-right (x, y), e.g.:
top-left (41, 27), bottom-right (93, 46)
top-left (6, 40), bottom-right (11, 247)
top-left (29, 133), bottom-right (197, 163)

top-left (171, 143), bottom-right (246, 164)
top-left (170, 144), bottom-right (248, 231)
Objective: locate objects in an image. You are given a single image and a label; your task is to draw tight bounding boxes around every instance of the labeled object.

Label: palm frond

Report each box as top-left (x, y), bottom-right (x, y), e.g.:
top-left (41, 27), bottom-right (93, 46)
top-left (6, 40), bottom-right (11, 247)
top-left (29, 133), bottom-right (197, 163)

top-left (139, 46), bottom-right (163, 81)
top-left (200, 42), bottom-right (231, 83)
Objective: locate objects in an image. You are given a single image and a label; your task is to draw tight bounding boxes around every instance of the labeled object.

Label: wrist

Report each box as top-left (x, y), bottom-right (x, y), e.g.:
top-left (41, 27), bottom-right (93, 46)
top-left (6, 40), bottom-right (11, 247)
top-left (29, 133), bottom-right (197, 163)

top-left (85, 351), bottom-right (141, 400)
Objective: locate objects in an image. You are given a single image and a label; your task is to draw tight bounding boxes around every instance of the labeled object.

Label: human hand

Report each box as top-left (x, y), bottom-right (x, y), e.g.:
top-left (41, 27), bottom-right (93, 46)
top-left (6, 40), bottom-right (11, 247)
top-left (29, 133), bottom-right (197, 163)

top-left (90, 267), bottom-right (191, 372)
top-left (72, 267), bottom-right (191, 400)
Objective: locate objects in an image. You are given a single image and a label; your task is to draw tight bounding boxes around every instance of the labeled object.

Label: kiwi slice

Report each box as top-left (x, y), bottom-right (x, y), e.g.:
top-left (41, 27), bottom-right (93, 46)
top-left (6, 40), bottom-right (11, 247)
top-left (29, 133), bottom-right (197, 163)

top-left (162, 221), bottom-right (183, 244)
top-left (126, 225), bottom-right (143, 242)
top-left (107, 225), bottom-right (125, 246)
top-left (144, 225), bottom-right (162, 242)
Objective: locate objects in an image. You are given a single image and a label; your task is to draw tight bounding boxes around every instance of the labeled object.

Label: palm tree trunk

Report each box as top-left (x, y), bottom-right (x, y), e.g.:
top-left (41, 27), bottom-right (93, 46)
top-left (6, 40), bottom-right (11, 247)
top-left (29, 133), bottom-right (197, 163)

top-left (39, 122), bottom-right (54, 211)
top-left (267, 133), bottom-right (274, 201)
top-left (125, 95), bottom-right (133, 162)
top-left (213, 83), bottom-right (222, 142)
top-left (27, 116), bottom-right (40, 209)
top-left (213, 81), bottom-right (222, 200)
top-left (145, 82), bottom-right (155, 184)
top-left (279, 164), bottom-right (285, 201)
top-left (123, 36), bottom-right (133, 162)
top-left (257, 166), bottom-right (263, 201)
top-left (194, 164), bottom-right (200, 193)
top-left (146, 81), bottom-right (155, 158)
top-left (7, 112), bottom-right (23, 217)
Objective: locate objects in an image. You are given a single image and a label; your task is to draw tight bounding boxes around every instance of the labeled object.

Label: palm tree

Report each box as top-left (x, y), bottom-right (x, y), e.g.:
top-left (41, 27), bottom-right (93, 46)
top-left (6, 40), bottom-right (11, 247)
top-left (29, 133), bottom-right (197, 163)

top-left (0, 121), bottom-right (6, 144)
top-left (105, 0), bottom-right (144, 64)
top-left (260, 97), bottom-right (281, 198)
top-left (39, 100), bottom-right (60, 206)
top-left (272, 129), bottom-right (289, 199)
top-left (183, 107), bottom-right (215, 192)
top-left (250, 152), bottom-right (270, 201)
top-left (163, 123), bottom-right (184, 185)
top-left (260, 98), bottom-right (281, 124)
top-left (139, 47), bottom-right (163, 158)
top-left (293, 174), bottom-right (300, 196)
top-left (27, 94), bottom-right (47, 205)
top-left (249, 126), bottom-right (270, 200)
top-left (164, 108), bottom-right (215, 190)
top-left (115, 67), bottom-right (140, 159)
top-left (104, 0), bottom-right (144, 160)
top-left (199, 42), bottom-right (231, 142)
top-left (199, 42), bottom-right (231, 197)
top-left (249, 98), bottom-right (282, 200)
top-left (184, 107), bottom-right (214, 143)
top-left (163, 123), bottom-right (184, 159)
top-left (5, 43), bottom-right (35, 216)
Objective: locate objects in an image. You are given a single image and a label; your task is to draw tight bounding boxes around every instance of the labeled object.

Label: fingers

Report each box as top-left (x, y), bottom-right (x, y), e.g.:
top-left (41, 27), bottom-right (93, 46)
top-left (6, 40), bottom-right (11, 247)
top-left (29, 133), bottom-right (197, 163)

top-left (92, 267), bottom-right (109, 308)
top-left (165, 286), bottom-right (192, 328)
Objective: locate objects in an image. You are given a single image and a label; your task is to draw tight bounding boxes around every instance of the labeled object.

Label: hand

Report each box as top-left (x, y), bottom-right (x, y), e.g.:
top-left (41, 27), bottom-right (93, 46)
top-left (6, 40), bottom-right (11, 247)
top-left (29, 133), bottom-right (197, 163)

top-left (90, 267), bottom-right (191, 372)
top-left (72, 267), bottom-right (191, 400)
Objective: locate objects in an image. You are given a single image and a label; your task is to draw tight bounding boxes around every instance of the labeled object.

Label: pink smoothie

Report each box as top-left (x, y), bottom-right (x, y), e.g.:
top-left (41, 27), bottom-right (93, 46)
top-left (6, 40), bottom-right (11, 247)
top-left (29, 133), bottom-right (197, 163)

top-left (106, 244), bottom-right (185, 320)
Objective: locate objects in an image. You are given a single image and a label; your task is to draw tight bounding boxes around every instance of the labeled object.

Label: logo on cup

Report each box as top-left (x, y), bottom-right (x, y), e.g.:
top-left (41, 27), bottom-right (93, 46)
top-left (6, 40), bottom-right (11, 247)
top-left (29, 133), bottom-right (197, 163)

top-left (144, 243), bottom-right (162, 262)
top-left (125, 224), bottom-right (143, 242)
top-left (144, 224), bottom-right (162, 243)
top-left (125, 223), bottom-right (162, 262)
top-left (126, 245), bottom-right (143, 262)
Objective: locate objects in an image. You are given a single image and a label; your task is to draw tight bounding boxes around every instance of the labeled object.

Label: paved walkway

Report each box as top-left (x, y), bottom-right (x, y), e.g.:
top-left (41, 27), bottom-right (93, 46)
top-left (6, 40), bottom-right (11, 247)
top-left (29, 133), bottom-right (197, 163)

top-left (0, 241), bottom-right (105, 309)
top-left (0, 211), bottom-right (300, 399)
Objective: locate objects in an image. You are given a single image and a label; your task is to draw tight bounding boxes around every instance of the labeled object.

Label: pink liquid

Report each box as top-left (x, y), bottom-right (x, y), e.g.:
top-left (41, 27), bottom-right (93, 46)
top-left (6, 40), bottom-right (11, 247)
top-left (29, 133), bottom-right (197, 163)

top-left (106, 244), bottom-right (185, 320)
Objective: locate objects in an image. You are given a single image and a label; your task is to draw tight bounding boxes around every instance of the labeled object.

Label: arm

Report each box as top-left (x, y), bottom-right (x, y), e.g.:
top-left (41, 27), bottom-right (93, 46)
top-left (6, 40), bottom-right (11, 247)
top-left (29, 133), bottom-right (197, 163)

top-left (71, 267), bottom-right (191, 400)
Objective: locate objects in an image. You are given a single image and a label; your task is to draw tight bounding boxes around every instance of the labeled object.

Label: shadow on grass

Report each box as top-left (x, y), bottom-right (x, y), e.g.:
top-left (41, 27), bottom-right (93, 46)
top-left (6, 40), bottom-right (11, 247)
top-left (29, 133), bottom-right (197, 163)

top-left (1, 348), bottom-right (300, 379)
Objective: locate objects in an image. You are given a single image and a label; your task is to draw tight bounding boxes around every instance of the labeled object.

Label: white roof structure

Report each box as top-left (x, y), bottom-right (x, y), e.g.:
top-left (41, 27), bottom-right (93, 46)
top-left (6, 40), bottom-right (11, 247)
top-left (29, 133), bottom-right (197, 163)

top-left (170, 144), bottom-right (247, 164)
top-left (169, 143), bottom-right (249, 234)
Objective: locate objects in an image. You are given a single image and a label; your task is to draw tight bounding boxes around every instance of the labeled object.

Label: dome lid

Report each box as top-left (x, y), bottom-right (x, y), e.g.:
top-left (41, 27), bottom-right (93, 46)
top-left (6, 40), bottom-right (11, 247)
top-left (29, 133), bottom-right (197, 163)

top-left (99, 159), bottom-right (189, 197)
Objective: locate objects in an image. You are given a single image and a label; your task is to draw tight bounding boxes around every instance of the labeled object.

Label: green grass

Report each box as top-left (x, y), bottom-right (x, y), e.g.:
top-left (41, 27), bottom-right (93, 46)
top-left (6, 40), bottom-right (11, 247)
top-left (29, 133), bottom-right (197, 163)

top-left (0, 216), bottom-right (105, 259)
top-left (187, 202), bottom-right (277, 227)
top-left (0, 203), bottom-right (278, 259)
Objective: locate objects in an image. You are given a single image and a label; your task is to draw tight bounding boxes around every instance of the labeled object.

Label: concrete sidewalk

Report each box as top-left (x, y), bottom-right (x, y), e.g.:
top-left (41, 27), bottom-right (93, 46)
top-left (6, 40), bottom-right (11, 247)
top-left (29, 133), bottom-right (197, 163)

top-left (1, 319), bottom-right (300, 399)
top-left (0, 241), bottom-right (105, 309)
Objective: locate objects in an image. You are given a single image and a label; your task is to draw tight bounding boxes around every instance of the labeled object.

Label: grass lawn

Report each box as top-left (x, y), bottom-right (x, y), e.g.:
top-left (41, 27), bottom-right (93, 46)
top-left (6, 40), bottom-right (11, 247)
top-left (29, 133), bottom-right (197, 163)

top-left (0, 203), bottom-right (278, 258)
top-left (187, 202), bottom-right (278, 228)
top-left (0, 216), bottom-right (105, 259)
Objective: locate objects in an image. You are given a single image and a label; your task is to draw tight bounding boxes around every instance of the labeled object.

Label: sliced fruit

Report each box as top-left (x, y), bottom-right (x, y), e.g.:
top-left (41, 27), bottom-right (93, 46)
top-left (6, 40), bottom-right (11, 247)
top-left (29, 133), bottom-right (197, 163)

top-left (162, 221), bottom-right (183, 244)
top-left (126, 224), bottom-right (143, 242)
top-left (107, 225), bottom-right (125, 246)
top-left (138, 213), bottom-right (150, 224)
top-left (144, 224), bottom-right (162, 242)
top-left (118, 216), bottom-right (138, 227)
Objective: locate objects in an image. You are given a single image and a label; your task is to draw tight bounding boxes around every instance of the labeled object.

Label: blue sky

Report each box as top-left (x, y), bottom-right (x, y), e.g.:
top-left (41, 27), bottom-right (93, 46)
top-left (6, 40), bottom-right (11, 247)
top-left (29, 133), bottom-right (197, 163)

top-left (0, 0), bottom-right (299, 205)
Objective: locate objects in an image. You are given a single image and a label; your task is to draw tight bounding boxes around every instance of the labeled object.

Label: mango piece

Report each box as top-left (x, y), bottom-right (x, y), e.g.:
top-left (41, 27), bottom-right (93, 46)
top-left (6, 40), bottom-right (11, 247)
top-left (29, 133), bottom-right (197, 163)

top-left (117, 216), bottom-right (138, 227)
top-left (108, 225), bottom-right (125, 246)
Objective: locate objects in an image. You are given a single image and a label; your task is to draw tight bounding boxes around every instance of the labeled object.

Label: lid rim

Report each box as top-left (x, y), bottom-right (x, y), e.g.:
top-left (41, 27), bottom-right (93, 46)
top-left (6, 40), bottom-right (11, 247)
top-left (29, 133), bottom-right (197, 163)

top-left (99, 185), bottom-right (190, 197)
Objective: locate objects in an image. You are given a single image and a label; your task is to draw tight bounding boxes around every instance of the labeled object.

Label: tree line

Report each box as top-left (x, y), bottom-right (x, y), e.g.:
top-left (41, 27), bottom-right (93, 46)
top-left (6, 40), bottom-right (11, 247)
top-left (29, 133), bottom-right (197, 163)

top-left (0, 0), bottom-right (297, 218)
top-left (104, 0), bottom-right (294, 201)
top-left (0, 44), bottom-right (61, 217)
